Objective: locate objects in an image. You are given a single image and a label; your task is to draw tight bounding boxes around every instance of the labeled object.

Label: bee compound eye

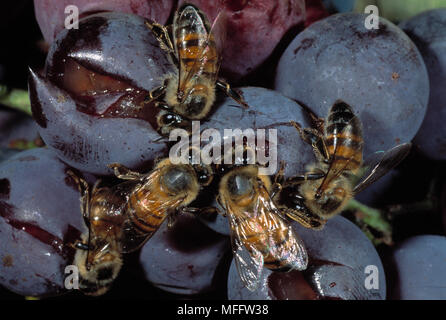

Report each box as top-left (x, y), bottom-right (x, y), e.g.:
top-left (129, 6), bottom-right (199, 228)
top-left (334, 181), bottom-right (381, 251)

top-left (162, 166), bottom-right (192, 193)
top-left (228, 174), bottom-right (252, 197)
top-left (160, 113), bottom-right (177, 125)
top-left (185, 95), bottom-right (206, 117)
top-left (194, 165), bottom-right (213, 186)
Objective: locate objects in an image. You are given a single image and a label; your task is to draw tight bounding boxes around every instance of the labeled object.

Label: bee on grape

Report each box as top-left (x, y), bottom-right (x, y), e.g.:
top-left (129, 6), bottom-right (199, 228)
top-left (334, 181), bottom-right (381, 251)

top-left (275, 100), bottom-right (411, 229)
top-left (108, 155), bottom-right (213, 253)
top-left (145, 4), bottom-right (249, 135)
top-left (216, 163), bottom-right (308, 291)
top-left (68, 172), bottom-right (131, 296)
top-left (69, 152), bottom-right (213, 295)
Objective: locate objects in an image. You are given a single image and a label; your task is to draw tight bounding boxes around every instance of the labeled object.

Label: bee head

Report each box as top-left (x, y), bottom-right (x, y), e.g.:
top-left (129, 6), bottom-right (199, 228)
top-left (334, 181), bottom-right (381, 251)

top-left (184, 93), bottom-right (207, 118)
top-left (75, 242), bottom-right (123, 296)
top-left (227, 173), bottom-right (253, 198)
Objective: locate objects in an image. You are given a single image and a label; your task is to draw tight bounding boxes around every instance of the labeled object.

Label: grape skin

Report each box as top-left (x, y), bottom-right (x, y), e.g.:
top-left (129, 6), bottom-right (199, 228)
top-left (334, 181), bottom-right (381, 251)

top-left (275, 13), bottom-right (429, 158)
top-left (391, 235), bottom-right (446, 300)
top-left (0, 148), bottom-right (87, 297)
top-left (29, 12), bottom-right (175, 175)
top-left (139, 213), bottom-right (230, 295)
top-left (34, 0), bottom-right (175, 45)
top-left (400, 9), bottom-right (446, 160)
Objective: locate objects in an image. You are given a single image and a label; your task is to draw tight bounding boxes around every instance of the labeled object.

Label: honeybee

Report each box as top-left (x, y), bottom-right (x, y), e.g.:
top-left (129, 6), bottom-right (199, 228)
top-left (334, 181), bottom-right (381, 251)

top-left (109, 156), bottom-right (213, 253)
top-left (217, 164), bottom-right (308, 291)
top-left (146, 4), bottom-right (249, 134)
top-left (68, 172), bottom-right (131, 296)
top-left (277, 100), bottom-right (411, 229)
top-left (69, 155), bottom-right (212, 295)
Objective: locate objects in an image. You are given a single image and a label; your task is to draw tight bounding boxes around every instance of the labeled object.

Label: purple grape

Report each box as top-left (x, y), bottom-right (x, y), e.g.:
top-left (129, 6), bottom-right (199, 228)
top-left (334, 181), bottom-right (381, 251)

top-left (228, 216), bottom-right (386, 300)
top-left (139, 213), bottom-right (230, 295)
top-left (34, 0), bottom-right (175, 45)
top-left (0, 148), bottom-right (21, 163)
top-left (0, 147), bottom-right (87, 298)
top-left (400, 9), bottom-right (446, 160)
top-left (390, 235), bottom-right (446, 300)
top-left (275, 13), bottom-right (429, 158)
top-left (0, 109), bottom-right (40, 149)
top-left (355, 169), bottom-right (399, 206)
top-left (29, 12), bottom-right (175, 175)
top-left (200, 87), bottom-right (315, 179)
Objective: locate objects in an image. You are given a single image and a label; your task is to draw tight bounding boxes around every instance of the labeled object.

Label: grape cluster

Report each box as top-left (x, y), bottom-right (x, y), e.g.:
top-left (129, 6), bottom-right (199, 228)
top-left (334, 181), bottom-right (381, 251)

top-left (1, 1), bottom-right (445, 300)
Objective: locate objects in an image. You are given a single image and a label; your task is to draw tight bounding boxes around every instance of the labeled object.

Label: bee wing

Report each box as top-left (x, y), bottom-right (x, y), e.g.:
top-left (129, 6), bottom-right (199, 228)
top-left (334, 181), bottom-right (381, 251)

top-left (225, 201), bottom-right (265, 292)
top-left (120, 169), bottom-right (186, 253)
top-left (318, 112), bottom-right (364, 193)
top-left (175, 7), bottom-right (227, 94)
top-left (256, 186), bottom-right (308, 271)
top-left (353, 142), bottom-right (411, 194)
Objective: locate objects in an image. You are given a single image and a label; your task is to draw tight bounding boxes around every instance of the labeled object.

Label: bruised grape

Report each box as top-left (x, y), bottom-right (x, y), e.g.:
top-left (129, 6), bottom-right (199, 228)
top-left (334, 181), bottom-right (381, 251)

top-left (29, 12), bottom-right (176, 175)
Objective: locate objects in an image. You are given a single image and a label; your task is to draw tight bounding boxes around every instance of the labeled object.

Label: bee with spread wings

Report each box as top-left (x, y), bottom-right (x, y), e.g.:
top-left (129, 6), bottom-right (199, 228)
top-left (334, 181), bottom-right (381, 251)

top-left (146, 4), bottom-right (249, 134)
top-left (275, 100), bottom-right (411, 230)
top-left (217, 164), bottom-right (308, 291)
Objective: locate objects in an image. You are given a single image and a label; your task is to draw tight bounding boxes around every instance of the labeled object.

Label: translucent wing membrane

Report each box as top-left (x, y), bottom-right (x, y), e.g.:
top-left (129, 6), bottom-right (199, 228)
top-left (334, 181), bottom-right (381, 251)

top-left (120, 169), bottom-right (186, 253)
top-left (318, 114), bottom-right (364, 194)
top-left (227, 201), bottom-right (264, 292)
top-left (224, 181), bottom-right (308, 291)
top-left (256, 186), bottom-right (308, 271)
top-left (175, 6), bottom-right (227, 95)
top-left (353, 143), bottom-right (411, 194)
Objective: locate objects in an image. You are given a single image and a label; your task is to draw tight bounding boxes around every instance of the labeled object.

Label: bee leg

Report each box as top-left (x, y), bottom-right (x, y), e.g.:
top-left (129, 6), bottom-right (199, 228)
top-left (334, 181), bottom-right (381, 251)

top-left (66, 170), bottom-right (91, 226)
top-left (270, 161), bottom-right (286, 199)
top-left (284, 172), bottom-right (325, 187)
top-left (145, 21), bottom-right (177, 63)
top-left (270, 183), bottom-right (282, 200)
top-left (216, 79), bottom-right (250, 109)
top-left (290, 121), bottom-right (329, 161)
top-left (216, 195), bottom-right (227, 218)
top-left (108, 163), bottom-right (142, 181)
top-left (143, 85), bottom-right (167, 106)
top-left (294, 100), bottom-right (325, 134)
top-left (284, 207), bottom-right (326, 230)
top-left (167, 210), bottom-right (178, 229)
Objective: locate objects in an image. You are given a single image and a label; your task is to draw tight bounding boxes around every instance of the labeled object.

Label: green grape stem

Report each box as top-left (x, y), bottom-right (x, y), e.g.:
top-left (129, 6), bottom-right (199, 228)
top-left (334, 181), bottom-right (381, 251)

top-left (0, 85), bottom-right (32, 116)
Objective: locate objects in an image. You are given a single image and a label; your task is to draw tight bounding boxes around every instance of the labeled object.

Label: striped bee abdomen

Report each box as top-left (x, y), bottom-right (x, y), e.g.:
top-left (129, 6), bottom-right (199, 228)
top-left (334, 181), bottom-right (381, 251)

top-left (325, 100), bottom-right (363, 171)
top-left (174, 5), bottom-right (219, 81)
top-left (238, 215), bottom-right (299, 271)
top-left (127, 190), bottom-right (169, 235)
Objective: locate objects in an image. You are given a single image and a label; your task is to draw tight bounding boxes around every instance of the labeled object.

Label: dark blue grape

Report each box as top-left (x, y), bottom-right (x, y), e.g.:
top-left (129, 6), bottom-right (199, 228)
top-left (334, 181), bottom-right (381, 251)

top-left (390, 235), bottom-right (446, 300)
top-left (400, 9), bottom-right (446, 160)
top-left (139, 213), bottom-right (230, 295)
top-left (228, 216), bottom-right (386, 300)
top-left (275, 13), bottom-right (429, 158)
top-left (0, 109), bottom-right (39, 149)
top-left (0, 148), bottom-right (87, 297)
